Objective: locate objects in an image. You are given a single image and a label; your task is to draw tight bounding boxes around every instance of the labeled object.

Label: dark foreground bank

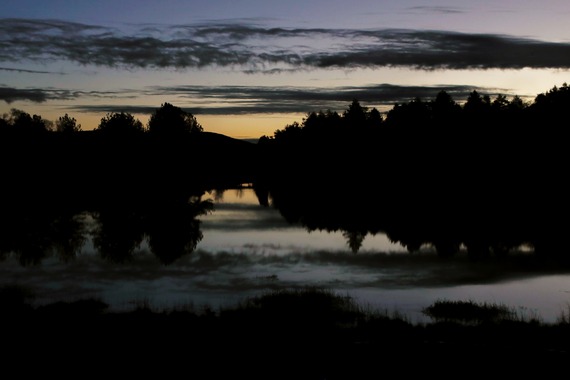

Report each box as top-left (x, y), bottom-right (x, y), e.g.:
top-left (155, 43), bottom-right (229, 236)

top-left (2, 287), bottom-right (569, 378)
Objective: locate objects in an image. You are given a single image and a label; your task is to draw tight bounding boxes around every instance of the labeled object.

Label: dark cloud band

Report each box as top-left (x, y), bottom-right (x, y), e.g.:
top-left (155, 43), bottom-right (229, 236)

top-left (1, 18), bottom-right (570, 71)
top-left (0, 86), bottom-right (131, 104)
top-left (0, 86), bottom-right (64, 103)
top-left (62, 83), bottom-right (509, 115)
top-left (0, 66), bottom-right (65, 75)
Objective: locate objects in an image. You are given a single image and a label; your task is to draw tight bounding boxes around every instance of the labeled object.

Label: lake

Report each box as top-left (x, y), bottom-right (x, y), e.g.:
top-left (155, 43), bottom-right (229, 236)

top-left (1, 186), bottom-right (569, 324)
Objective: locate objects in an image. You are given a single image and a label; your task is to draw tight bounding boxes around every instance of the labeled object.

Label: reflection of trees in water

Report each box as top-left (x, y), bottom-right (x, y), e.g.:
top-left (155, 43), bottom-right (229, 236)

top-left (0, 210), bottom-right (53, 266)
top-left (92, 195), bottom-right (213, 265)
top-left (51, 211), bottom-right (88, 262)
top-left (0, 195), bottom-right (213, 266)
top-left (93, 208), bottom-right (146, 263)
top-left (258, 180), bottom-right (567, 261)
top-left (0, 205), bottom-right (87, 266)
top-left (342, 231), bottom-right (366, 253)
top-left (262, 183), bottom-right (387, 254)
top-left (254, 86), bottom-right (570, 260)
top-left (144, 197), bottom-right (213, 265)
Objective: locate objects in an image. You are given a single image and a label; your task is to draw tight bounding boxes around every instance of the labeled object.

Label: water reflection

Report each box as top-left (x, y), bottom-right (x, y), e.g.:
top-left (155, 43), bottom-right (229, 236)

top-left (1, 187), bottom-right (569, 323)
top-left (199, 187), bottom-right (404, 254)
top-left (0, 197), bottom-right (213, 266)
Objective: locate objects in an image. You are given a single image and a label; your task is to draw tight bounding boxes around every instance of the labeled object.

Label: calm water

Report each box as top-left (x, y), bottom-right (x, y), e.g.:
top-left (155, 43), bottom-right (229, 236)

top-left (2, 187), bottom-right (570, 324)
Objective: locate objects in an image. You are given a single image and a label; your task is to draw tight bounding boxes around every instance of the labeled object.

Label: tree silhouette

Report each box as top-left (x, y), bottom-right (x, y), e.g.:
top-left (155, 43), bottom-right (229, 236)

top-left (491, 94), bottom-right (510, 112)
top-left (343, 99), bottom-right (368, 129)
top-left (147, 102), bottom-right (202, 137)
top-left (96, 112), bottom-right (144, 136)
top-left (366, 107), bottom-right (383, 128)
top-left (0, 113), bottom-right (10, 133)
top-left (301, 110), bottom-right (342, 139)
top-left (6, 108), bottom-right (52, 135)
top-left (508, 95), bottom-right (526, 111)
top-left (56, 114), bottom-right (82, 133)
top-left (431, 90), bottom-right (461, 123)
top-left (342, 99), bottom-right (384, 132)
top-left (463, 90), bottom-right (491, 116)
top-left (385, 97), bottom-right (431, 130)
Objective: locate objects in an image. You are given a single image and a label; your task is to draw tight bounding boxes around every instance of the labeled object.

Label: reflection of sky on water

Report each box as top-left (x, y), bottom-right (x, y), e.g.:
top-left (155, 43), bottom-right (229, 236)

top-left (199, 188), bottom-right (407, 254)
top-left (1, 188), bottom-right (570, 324)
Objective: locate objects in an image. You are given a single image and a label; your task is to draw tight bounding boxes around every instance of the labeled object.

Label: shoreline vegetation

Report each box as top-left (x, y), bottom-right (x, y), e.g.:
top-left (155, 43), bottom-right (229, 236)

top-left (2, 286), bottom-right (569, 375)
top-left (5, 283), bottom-right (569, 325)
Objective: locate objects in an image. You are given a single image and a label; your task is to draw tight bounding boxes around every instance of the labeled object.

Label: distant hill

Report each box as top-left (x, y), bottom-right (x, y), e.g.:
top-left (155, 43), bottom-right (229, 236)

top-left (239, 138), bottom-right (260, 144)
top-left (0, 129), bottom-right (260, 202)
top-left (188, 131), bottom-right (259, 188)
top-left (193, 131), bottom-right (256, 147)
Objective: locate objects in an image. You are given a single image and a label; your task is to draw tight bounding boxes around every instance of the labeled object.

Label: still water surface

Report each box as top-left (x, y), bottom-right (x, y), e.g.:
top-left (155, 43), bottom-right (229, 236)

top-left (2, 188), bottom-right (569, 324)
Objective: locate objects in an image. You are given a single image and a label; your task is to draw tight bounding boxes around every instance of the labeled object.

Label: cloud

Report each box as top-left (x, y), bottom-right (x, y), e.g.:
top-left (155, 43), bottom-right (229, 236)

top-left (305, 30), bottom-right (570, 70)
top-left (67, 104), bottom-right (158, 115)
top-left (1, 19), bottom-right (570, 71)
top-left (0, 87), bottom-right (48, 103)
top-left (0, 86), bottom-right (79, 103)
top-left (5, 81), bottom-right (514, 115)
top-left (0, 86), bottom-right (133, 104)
top-left (0, 66), bottom-right (65, 75)
top-left (64, 83), bottom-right (510, 116)
top-left (143, 83), bottom-right (506, 113)
top-left (406, 6), bottom-right (466, 14)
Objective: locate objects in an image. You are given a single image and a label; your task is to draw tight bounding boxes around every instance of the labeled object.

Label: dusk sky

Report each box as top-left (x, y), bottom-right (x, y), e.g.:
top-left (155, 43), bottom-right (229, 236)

top-left (1, 0), bottom-right (569, 139)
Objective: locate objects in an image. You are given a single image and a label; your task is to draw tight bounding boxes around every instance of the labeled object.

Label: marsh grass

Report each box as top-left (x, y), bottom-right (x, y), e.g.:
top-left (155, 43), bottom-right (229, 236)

top-left (422, 299), bottom-right (520, 324)
top-left (0, 284), bottom-right (565, 326)
top-left (557, 303), bottom-right (570, 325)
top-left (0, 287), bottom-right (570, 360)
top-left (228, 287), bottom-right (362, 316)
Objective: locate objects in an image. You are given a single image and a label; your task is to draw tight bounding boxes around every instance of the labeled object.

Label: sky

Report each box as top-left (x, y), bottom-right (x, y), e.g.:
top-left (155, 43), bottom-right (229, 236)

top-left (1, 0), bottom-right (569, 139)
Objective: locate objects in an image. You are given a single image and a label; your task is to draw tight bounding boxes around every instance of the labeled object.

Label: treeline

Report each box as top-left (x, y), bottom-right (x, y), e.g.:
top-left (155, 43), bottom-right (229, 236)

top-left (0, 103), bottom-right (256, 204)
top-left (1, 84), bottom-right (569, 259)
top-left (255, 84), bottom-right (570, 258)
top-left (259, 83), bottom-right (570, 157)
top-left (0, 104), bottom-right (251, 266)
top-left (0, 102), bottom-right (203, 136)
top-left (258, 84), bottom-right (569, 195)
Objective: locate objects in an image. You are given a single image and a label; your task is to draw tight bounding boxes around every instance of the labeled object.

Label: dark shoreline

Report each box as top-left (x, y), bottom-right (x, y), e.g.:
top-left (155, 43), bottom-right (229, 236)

top-left (3, 287), bottom-right (569, 377)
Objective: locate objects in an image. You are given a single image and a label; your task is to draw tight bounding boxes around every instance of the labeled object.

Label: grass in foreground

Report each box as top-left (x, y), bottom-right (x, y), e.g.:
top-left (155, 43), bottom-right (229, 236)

top-left (421, 299), bottom-right (539, 324)
top-left (1, 284), bottom-right (569, 372)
